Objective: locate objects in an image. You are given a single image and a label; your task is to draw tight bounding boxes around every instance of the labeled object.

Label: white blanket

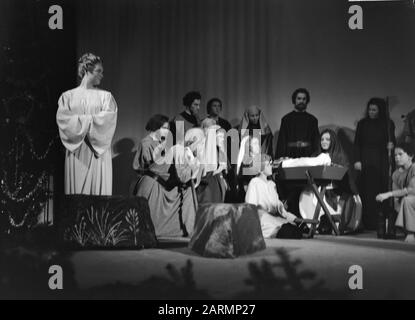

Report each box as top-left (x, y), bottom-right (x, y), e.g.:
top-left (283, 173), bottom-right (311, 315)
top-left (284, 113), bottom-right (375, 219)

top-left (281, 153), bottom-right (331, 168)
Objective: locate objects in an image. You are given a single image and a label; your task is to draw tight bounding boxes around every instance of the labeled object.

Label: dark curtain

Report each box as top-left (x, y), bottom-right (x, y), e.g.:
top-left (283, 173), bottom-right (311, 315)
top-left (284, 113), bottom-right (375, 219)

top-left (73, 0), bottom-right (415, 195)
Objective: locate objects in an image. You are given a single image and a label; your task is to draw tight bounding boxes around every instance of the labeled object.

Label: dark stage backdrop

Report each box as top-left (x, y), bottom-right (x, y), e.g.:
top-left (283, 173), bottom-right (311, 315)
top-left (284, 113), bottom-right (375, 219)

top-left (1, 0), bottom-right (78, 198)
top-left (74, 0), bottom-right (415, 194)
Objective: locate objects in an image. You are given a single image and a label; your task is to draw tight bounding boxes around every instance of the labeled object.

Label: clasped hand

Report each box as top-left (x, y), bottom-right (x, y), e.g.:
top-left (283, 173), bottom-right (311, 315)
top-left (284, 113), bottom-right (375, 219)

top-left (376, 192), bottom-right (391, 202)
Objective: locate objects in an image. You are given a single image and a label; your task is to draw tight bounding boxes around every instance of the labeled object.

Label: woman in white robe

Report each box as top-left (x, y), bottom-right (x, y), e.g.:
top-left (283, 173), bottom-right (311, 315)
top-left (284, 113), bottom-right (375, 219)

top-left (56, 53), bottom-right (117, 195)
top-left (245, 154), bottom-right (299, 238)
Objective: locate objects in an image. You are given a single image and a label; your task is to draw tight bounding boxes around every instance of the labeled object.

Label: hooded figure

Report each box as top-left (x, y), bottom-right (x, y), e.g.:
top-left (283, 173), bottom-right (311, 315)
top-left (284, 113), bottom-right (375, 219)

top-left (239, 106), bottom-right (274, 157)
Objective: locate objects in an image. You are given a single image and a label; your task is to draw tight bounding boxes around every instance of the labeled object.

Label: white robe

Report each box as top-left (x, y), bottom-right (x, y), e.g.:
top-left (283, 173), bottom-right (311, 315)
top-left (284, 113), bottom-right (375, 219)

top-left (299, 187), bottom-right (341, 220)
top-left (245, 177), bottom-right (297, 238)
top-left (56, 87), bottom-right (117, 195)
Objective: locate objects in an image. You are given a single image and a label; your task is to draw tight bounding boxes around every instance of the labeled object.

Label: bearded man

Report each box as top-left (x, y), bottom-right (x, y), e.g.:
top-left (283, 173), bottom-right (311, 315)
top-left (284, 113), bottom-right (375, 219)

top-left (276, 88), bottom-right (320, 159)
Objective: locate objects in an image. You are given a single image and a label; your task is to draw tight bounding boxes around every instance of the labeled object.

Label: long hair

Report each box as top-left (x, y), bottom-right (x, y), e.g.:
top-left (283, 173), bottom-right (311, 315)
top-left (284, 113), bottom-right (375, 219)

top-left (319, 129), bottom-right (349, 167)
top-left (365, 97), bottom-right (387, 121)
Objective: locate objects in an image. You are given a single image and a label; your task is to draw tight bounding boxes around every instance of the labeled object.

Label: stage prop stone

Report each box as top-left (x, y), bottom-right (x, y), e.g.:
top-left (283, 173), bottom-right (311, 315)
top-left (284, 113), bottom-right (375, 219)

top-left (57, 195), bottom-right (157, 249)
top-left (189, 203), bottom-right (266, 258)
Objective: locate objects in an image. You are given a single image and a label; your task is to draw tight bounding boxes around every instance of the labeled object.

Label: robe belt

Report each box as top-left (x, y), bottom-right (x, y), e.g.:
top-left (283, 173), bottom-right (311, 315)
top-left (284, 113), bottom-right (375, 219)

top-left (143, 171), bottom-right (192, 190)
top-left (287, 141), bottom-right (311, 148)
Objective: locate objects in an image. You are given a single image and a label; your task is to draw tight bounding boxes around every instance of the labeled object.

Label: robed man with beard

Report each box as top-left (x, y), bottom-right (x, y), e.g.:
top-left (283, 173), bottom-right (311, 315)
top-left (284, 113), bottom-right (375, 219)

top-left (276, 88), bottom-right (320, 159)
top-left (275, 88), bottom-right (320, 218)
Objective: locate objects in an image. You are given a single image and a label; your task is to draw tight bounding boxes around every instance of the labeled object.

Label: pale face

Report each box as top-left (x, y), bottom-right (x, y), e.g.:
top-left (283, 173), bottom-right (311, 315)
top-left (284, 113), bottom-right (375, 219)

top-left (247, 109), bottom-right (260, 125)
top-left (321, 132), bottom-right (331, 151)
top-left (159, 122), bottom-right (170, 138)
top-left (263, 160), bottom-right (273, 177)
top-left (189, 99), bottom-right (201, 116)
top-left (210, 101), bottom-right (222, 117)
top-left (368, 104), bottom-right (379, 119)
top-left (88, 63), bottom-right (104, 86)
top-left (395, 148), bottom-right (413, 167)
top-left (250, 137), bottom-right (261, 155)
top-left (295, 92), bottom-right (308, 106)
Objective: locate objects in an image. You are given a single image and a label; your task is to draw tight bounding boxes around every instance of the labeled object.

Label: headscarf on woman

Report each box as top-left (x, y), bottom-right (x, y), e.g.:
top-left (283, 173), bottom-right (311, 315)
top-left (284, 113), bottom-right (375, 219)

top-left (240, 105), bottom-right (272, 137)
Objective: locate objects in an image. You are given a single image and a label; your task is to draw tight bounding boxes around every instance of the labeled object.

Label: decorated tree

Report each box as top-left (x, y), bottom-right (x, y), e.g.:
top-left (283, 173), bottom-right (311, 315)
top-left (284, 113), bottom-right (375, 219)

top-left (0, 43), bottom-right (58, 234)
top-left (0, 0), bottom-right (78, 235)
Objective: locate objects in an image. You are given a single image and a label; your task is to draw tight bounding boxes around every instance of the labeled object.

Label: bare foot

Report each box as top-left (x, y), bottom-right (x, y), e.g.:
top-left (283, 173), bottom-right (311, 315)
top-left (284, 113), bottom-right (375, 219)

top-left (404, 234), bottom-right (415, 243)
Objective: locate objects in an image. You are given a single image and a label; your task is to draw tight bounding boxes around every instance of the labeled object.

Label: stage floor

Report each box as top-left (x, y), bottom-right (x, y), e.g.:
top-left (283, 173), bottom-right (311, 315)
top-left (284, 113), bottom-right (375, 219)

top-left (70, 232), bottom-right (415, 299)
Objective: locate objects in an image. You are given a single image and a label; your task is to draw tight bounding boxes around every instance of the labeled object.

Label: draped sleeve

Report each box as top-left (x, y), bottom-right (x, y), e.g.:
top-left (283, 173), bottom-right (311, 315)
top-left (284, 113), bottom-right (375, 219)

top-left (56, 91), bottom-right (92, 153)
top-left (132, 137), bottom-right (154, 172)
top-left (402, 164), bottom-right (415, 190)
top-left (392, 165), bottom-right (415, 204)
top-left (172, 145), bottom-right (201, 184)
top-left (88, 92), bottom-right (118, 156)
top-left (245, 178), bottom-right (260, 205)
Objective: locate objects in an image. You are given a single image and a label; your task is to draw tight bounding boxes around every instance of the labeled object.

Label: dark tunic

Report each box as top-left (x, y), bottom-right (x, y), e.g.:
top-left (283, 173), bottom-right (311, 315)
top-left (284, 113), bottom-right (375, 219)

top-left (354, 117), bottom-right (395, 230)
top-left (197, 148), bottom-right (229, 204)
top-left (170, 111), bottom-right (200, 144)
top-left (211, 116), bottom-right (236, 201)
top-left (197, 171), bottom-right (228, 204)
top-left (216, 117), bottom-right (232, 132)
top-left (276, 111), bottom-right (320, 159)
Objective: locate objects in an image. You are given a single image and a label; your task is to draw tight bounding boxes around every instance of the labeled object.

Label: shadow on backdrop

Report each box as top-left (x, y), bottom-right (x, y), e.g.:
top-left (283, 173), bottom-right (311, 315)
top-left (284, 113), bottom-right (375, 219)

top-left (112, 138), bottom-right (137, 196)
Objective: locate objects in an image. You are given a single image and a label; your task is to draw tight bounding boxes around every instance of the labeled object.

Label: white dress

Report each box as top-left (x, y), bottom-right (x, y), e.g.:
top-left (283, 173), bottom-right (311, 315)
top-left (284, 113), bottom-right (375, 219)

top-left (56, 87), bottom-right (118, 195)
top-left (245, 177), bottom-right (297, 238)
top-left (299, 186), bottom-right (341, 220)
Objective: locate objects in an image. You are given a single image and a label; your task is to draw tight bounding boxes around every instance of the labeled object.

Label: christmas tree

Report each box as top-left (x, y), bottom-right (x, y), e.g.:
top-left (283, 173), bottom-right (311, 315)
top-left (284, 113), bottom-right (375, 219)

top-left (0, 43), bottom-right (59, 234)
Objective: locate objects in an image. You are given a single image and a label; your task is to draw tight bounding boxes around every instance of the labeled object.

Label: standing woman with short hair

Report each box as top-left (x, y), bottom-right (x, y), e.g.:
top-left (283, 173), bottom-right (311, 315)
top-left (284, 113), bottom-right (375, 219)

top-left (56, 53), bottom-right (118, 195)
top-left (133, 125), bottom-right (202, 237)
top-left (376, 143), bottom-right (415, 242)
